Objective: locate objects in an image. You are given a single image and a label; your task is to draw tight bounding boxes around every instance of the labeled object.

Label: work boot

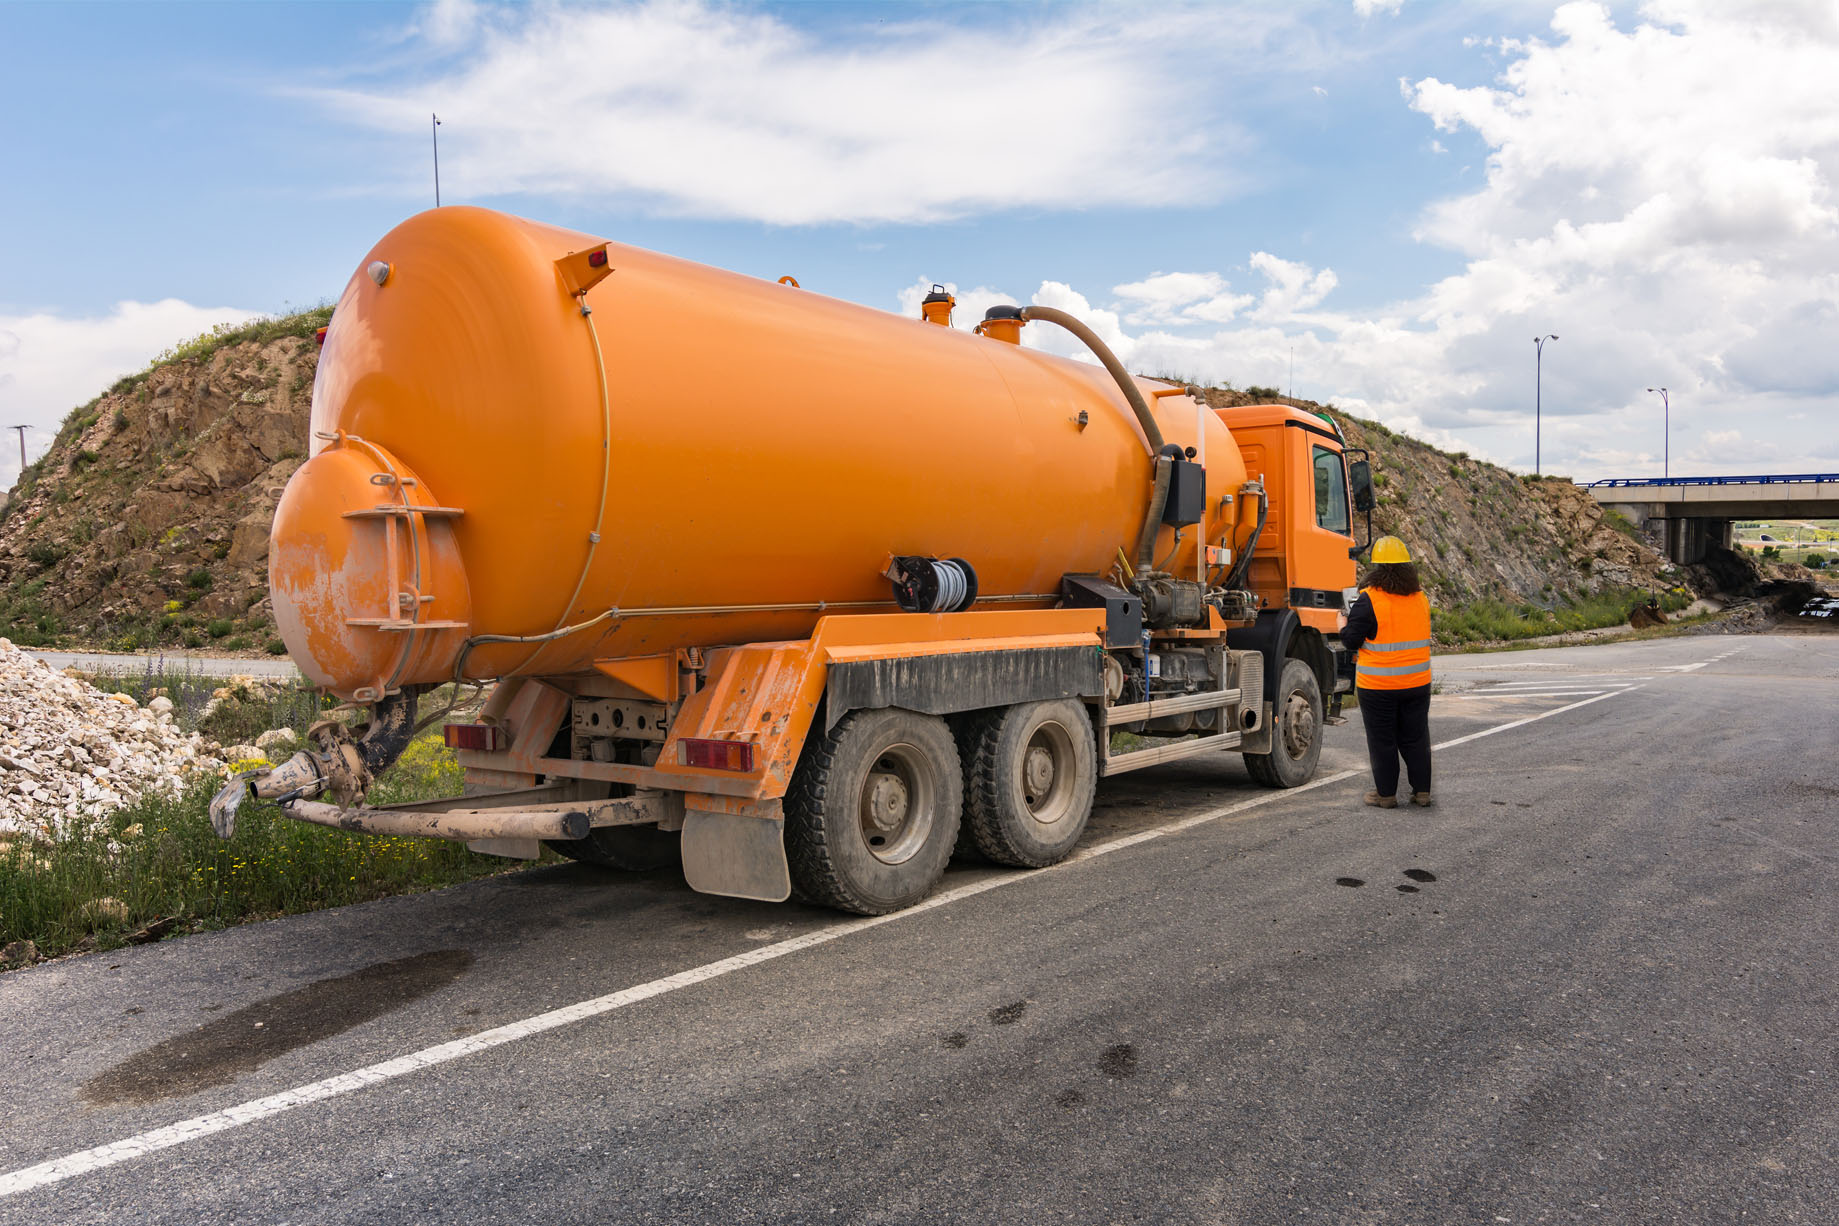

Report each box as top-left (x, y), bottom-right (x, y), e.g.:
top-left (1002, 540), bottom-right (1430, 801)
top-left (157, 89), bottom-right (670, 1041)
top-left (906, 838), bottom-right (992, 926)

top-left (1363, 791), bottom-right (1398, 809)
top-left (1411, 792), bottom-right (1434, 807)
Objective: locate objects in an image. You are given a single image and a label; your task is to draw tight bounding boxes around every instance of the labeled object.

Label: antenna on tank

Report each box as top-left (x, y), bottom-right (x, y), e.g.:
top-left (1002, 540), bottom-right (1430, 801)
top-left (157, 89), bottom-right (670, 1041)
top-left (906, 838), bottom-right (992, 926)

top-left (432, 113), bottom-right (442, 207)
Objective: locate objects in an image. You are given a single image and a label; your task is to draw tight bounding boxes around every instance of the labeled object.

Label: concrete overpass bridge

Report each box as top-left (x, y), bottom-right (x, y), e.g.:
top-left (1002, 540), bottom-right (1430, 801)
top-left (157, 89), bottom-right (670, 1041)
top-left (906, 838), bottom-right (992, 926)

top-left (1584, 473), bottom-right (1839, 564)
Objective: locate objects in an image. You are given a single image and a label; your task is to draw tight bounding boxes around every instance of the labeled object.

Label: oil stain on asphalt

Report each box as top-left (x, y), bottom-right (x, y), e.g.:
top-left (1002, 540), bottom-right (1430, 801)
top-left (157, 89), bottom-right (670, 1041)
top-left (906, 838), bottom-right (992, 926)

top-left (83, 949), bottom-right (474, 1106)
top-left (988, 1001), bottom-right (1028, 1025)
top-left (1098, 1044), bottom-right (1138, 1078)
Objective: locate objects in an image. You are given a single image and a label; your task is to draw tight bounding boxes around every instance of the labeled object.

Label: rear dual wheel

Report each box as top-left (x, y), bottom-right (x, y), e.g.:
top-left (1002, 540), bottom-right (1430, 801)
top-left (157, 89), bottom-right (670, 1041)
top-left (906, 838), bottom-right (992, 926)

top-left (784, 700), bottom-right (1101, 915)
top-left (956, 699), bottom-right (1097, 868)
top-left (785, 709), bottom-right (963, 915)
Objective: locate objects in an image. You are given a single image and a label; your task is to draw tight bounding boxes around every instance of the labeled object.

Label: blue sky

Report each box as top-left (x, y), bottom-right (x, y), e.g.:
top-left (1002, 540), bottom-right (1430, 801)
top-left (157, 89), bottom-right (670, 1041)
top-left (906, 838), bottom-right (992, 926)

top-left (4, 0), bottom-right (1836, 486)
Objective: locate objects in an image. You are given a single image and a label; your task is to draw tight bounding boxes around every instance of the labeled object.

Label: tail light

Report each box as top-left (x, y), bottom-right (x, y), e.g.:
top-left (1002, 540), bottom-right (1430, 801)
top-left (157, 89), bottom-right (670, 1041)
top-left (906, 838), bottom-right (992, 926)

top-left (444, 723), bottom-right (506, 752)
top-left (681, 738), bottom-right (755, 772)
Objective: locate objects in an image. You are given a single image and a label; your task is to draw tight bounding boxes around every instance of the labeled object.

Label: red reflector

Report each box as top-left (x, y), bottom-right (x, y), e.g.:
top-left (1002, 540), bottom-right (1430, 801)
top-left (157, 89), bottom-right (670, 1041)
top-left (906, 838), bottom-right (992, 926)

top-left (682, 738), bottom-right (755, 772)
top-left (314, 326), bottom-right (329, 346)
top-left (444, 723), bottom-right (505, 752)
top-left (587, 249), bottom-right (608, 267)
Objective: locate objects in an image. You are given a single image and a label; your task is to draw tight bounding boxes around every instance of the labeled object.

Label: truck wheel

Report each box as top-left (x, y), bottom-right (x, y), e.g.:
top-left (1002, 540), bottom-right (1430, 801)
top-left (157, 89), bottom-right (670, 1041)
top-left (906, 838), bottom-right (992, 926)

top-left (544, 825), bottom-right (681, 871)
top-left (1244, 658), bottom-right (1322, 788)
top-left (785, 708), bottom-right (962, 915)
top-left (957, 699), bottom-right (1096, 868)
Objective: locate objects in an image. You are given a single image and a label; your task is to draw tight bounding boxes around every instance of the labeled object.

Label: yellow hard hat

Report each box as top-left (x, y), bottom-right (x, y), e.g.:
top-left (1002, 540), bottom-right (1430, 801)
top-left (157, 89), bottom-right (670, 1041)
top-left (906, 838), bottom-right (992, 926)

top-left (1371, 536), bottom-right (1412, 564)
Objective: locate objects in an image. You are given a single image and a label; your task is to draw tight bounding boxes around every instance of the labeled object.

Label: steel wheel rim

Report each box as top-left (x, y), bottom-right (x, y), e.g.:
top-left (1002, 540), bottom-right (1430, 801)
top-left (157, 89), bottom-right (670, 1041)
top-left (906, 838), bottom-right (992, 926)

top-left (1020, 718), bottom-right (1079, 829)
top-left (857, 742), bottom-right (936, 865)
top-left (1281, 689), bottom-right (1316, 761)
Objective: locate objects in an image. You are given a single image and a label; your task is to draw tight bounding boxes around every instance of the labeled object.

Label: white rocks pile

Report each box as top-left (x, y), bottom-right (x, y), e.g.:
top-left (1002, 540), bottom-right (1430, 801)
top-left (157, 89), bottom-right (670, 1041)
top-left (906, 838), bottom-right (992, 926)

top-left (0, 638), bottom-right (228, 839)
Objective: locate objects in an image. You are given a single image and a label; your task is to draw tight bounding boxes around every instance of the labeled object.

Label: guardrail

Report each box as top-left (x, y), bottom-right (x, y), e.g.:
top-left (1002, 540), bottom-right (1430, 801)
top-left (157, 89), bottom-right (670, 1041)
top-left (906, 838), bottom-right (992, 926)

top-left (1583, 473), bottom-right (1839, 489)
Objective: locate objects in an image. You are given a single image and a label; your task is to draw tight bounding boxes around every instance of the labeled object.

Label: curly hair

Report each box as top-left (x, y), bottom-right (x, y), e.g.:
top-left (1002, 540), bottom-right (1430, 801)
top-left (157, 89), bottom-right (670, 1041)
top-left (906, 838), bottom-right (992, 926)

top-left (1363, 561), bottom-right (1422, 596)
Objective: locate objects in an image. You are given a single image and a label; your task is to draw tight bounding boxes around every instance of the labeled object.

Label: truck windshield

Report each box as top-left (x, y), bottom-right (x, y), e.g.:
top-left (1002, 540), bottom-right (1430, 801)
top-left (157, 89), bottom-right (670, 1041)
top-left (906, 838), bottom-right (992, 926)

top-left (1313, 446), bottom-right (1350, 534)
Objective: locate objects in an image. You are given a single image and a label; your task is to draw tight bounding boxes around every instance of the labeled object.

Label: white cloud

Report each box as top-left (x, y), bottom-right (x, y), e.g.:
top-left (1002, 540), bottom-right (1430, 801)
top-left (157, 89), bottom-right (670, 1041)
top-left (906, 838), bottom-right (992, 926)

top-left (1246, 252), bottom-right (1340, 321)
top-left (1112, 272), bottom-right (1253, 326)
top-left (1355, 0), bottom-right (1403, 15)
top-left (309, 1), bottom-right (1281, 225)
top-left (963, 1), bottom-right (1839, 480)
top-left (0, 301), bottom-right (261, 489)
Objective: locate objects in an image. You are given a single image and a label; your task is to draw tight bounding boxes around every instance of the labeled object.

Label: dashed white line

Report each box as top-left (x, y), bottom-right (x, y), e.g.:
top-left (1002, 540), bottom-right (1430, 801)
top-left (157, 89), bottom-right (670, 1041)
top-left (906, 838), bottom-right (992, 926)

top-left (0, 685), bottom-right (1638, 1201)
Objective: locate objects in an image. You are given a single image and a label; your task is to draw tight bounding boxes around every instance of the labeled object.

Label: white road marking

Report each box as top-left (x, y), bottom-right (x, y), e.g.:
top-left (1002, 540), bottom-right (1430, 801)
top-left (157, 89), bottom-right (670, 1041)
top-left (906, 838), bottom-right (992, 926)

top-left (1481, 677), bottom-right (1650, 687)
top-left (1449, 690), bottom-right (1617, 700)
top-left (1659, 662), bottom-right (1709, 672)
top-left (1456, 661), bottom-right (1566, 669)
top-left (0, 685), bottom-right (1636, 1201)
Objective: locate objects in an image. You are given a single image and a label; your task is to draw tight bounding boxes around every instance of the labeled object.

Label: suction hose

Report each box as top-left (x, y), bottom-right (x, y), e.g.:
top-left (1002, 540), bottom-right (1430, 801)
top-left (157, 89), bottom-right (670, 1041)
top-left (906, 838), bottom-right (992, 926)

top-left (1014, 305), bottom-right (1170, 572)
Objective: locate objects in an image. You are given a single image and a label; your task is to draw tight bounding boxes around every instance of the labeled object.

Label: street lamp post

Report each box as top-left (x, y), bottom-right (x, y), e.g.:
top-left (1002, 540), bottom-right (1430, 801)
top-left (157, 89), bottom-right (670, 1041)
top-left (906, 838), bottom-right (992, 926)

top-left (9, 425), bottom-right (26, 474)
top-left (1646, 387), bottom-right (1669, 480)
top-left (432, 113), bottom-right (442, 207)
top-left (1534, 334), bottom-right (1558, 475)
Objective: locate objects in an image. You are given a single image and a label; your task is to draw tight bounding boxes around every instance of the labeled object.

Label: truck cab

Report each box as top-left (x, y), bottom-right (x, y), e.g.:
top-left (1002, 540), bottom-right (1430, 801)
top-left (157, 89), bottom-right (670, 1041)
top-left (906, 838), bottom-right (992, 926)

top-left (1220, 404), bottom-right (1367, 719)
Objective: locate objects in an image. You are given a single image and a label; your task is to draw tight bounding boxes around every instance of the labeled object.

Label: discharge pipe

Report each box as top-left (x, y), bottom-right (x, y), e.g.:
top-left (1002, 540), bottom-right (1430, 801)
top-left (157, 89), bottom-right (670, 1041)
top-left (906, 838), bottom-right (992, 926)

top-left (1221, 480), bottom-right (1268, 593)
top-left (1011, 305), bottom-right (1170, 572)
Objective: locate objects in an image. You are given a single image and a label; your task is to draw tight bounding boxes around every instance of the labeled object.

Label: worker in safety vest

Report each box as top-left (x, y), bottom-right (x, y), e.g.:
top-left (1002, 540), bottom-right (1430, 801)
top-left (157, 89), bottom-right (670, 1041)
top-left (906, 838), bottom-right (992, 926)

top-left (1338, 536), bottom-right (1433, 809)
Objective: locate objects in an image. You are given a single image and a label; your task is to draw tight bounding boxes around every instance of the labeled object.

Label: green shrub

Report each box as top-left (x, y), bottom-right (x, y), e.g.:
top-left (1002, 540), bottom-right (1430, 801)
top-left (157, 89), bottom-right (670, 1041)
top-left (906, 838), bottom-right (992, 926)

top-left (265, 639), bottom-right (289, 655)
top-left (185, 568), bottom-right (213, 590)
top-left (25, 542), bottom-right (67, 567)
top-left (0, 741), bottom-right (524, 962)
top-left (206, 618), bottom-right (233, 638)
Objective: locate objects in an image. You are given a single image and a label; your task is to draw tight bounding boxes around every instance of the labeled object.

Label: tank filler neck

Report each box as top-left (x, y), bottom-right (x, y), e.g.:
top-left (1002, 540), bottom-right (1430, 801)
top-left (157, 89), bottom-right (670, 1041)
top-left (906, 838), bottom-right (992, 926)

top-left (920, 285), bottom-right (955, 327)
top-left (974, 304), bottom-right (1025, 344)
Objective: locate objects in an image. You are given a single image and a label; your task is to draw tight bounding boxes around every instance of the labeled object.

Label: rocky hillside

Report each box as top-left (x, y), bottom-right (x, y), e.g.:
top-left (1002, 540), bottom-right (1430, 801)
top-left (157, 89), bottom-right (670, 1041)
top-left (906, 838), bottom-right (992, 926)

top-left (0, 310), bottom-right (328, 651)
top-left (2, 318), bottom-right (1685, 650)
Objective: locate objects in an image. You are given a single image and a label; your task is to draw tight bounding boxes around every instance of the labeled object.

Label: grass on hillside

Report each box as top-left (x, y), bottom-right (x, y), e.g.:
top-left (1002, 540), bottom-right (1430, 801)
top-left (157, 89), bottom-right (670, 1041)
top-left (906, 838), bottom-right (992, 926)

top-left (1, 679), bottom-right (549, 967)
top-left (0, 305), bottom-right (332, 530)
top-left (1430, 586), bottom-right (1693, 646)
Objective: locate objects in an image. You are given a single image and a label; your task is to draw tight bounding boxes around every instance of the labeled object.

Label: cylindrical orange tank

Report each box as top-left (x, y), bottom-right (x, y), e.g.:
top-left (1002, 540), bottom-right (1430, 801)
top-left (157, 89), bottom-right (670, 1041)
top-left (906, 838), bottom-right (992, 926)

top-left (272, 207), bottom-right (1250, 699)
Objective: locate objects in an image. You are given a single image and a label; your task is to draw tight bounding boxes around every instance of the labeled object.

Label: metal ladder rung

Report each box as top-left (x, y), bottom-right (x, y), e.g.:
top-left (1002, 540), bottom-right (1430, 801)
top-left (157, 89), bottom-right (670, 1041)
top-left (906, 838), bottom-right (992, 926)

top-left (1104, 687), bottom-right (1242, 726)
top-left (1102, 730), bottom-right (1243, 776)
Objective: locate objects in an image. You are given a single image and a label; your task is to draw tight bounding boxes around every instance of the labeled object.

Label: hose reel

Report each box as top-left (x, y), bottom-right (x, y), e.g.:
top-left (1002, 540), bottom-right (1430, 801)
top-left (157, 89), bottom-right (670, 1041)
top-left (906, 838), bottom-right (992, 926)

top-left (886, 555), bottom-right (979, 613)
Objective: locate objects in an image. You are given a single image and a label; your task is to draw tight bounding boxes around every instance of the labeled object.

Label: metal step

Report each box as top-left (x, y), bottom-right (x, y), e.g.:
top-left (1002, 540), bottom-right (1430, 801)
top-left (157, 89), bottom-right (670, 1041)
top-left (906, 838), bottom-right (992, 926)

top-left (1102, 729), bottom-right (1242, 775)
top-left (1104, 686), bottom-right (1243, 726)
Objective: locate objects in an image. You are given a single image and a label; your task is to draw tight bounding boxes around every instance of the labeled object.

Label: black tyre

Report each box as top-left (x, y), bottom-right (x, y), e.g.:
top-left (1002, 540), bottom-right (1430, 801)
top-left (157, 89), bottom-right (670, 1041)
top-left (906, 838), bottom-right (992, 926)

top-left (785, 708), bottom-right (962, 915)
top-left (957, 699), bottom-right (1097, 867)
top-left (544, 825), bottom-right (681, 871)
top-left (1244, 657), bottom-right (1323, 788)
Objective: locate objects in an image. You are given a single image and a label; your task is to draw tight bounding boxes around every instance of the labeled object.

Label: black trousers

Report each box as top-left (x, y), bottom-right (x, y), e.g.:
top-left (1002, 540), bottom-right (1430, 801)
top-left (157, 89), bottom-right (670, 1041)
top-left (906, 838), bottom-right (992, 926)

top-left (1358, 683), bottom-right (1432, 798)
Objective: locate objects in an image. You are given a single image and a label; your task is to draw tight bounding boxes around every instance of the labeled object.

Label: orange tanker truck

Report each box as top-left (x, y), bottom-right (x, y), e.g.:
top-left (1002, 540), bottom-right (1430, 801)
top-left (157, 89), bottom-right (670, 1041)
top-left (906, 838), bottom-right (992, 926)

top-left (209, 206), bottom-right (1377, 915)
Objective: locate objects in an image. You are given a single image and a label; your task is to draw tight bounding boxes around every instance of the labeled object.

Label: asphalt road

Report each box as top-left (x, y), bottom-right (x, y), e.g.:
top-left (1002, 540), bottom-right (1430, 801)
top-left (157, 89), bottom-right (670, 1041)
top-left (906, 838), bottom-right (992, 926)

top-left (2, 632), bottom-right (1834, 1224)
top-left (24, 650), bottom-right (300, 679)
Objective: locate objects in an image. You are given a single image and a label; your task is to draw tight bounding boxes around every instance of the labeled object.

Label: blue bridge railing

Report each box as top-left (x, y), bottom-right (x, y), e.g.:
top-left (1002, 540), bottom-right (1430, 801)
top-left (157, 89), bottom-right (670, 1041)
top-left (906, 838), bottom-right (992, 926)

top-left (1584, 473), bottom-right (1839, 489)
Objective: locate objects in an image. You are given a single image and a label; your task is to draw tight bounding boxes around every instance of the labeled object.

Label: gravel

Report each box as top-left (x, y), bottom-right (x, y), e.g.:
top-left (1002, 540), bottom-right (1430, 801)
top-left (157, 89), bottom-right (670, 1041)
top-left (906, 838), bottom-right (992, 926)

top-left (0, 637), bottom-right (227, 840)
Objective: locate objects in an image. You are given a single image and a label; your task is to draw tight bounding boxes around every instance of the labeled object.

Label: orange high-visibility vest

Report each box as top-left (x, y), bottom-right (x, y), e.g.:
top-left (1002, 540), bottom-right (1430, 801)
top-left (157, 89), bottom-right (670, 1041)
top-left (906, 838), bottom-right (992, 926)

top-left (1357, 588), bottom-right (1432, 691)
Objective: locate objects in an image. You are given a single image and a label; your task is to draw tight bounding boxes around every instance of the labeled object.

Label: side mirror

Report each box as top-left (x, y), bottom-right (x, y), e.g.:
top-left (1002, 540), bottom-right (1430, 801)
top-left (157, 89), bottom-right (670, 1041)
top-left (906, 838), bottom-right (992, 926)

top-left (1349, 459), bottom-right (1375, 513)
